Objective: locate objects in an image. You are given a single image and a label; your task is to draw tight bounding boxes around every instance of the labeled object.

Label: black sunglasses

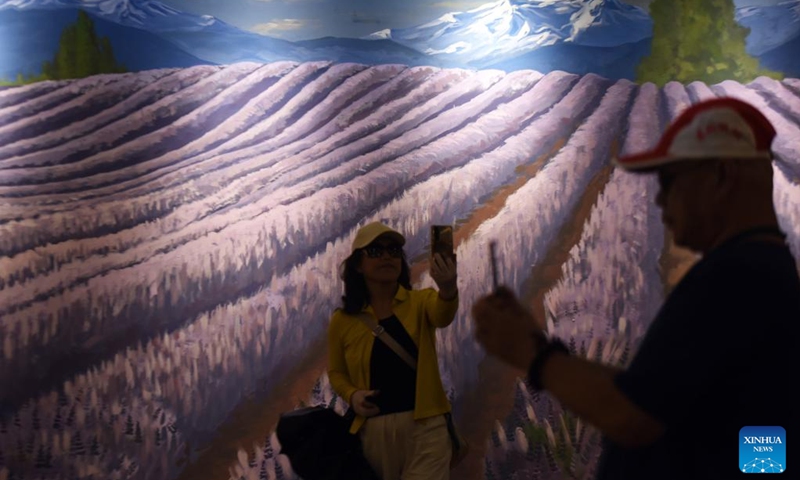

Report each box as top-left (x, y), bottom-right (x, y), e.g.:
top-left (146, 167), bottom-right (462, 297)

top-left (363, 244), bottom-right (404, 258)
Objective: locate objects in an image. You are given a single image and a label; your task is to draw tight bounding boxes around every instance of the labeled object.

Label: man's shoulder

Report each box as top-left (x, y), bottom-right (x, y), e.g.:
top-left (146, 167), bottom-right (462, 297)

top-left (667, 241), bottom-right (800, 334)
top-left (696, 240), bottom-right (798, 284)
top-left (654, 241), bottom-right (798, 332)
top-left (715, 239), bottom-right (794, 264)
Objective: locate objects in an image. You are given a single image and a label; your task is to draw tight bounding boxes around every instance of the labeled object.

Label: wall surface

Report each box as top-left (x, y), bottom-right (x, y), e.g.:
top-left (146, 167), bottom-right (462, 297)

top-left (0, 1), bottom-right (798, 479)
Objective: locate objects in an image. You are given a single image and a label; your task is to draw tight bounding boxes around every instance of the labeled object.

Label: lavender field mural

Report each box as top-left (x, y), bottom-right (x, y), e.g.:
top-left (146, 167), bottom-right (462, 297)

top-left (1, 62), bottom-right (799, 480)
top-left (2, 0), bottom-right (800, 479)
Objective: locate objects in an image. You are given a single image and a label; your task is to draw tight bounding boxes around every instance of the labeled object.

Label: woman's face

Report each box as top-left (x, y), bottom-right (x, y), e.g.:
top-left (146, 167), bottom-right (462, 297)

top-left (357, 235), bottom-right (404, 284)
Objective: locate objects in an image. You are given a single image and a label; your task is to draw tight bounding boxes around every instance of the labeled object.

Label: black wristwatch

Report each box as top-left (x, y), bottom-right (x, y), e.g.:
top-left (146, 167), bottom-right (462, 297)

top-left (528, 332), bottom-right (569, 391)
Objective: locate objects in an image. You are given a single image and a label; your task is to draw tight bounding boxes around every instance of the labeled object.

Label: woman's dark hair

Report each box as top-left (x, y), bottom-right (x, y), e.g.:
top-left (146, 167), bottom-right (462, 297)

top-left (340, 248), bottom-right (412, 314)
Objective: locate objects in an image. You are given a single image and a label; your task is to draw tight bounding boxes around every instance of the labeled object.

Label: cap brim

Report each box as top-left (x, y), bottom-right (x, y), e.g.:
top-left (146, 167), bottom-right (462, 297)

top-left (376, 231), bottom-right (405, 246)
top-left (615, 150), bottom-right (774, 173)
top-left (352, 230), bottom-right (406, 250)
top-left (613, 151), bottom-right (673, 173)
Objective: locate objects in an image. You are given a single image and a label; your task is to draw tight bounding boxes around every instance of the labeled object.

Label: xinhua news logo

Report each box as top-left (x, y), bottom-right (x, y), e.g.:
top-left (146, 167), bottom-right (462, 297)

top-left (740, 426), bottom-right (786, 474)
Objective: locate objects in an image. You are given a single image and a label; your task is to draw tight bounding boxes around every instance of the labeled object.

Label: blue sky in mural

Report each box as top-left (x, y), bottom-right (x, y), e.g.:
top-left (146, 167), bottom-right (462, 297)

top-left (158, 0), bottom-right (656, 40)
top-left (156, 0), bottom-right (781, 41)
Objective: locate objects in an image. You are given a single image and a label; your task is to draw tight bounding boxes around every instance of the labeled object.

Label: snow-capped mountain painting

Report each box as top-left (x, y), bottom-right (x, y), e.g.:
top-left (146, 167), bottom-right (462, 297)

top-left (1, 0), bottom-right (226, 31)
top-left (0, 7), bottom-right (212, 78)
top-left (1, 1), bottom-right (799, 480)
top-left (736, 0), bottom-right (800, 75)
top-left (367, 0), bottom-right (652, 67)
top-left (736, 0), bottom-right (800, 55)
top-left (0, 0), bottom-right (444, 80)
top-left (2, 0), bottom-right (800, 80)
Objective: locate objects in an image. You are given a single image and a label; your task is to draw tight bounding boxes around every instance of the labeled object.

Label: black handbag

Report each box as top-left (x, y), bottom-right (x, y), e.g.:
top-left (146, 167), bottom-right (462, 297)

top-left (276, 405), bottom-right (380, 480)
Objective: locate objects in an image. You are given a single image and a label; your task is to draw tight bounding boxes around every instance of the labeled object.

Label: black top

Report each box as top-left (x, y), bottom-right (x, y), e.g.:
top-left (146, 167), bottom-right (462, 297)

top-left (594, 232), bottom-right (800, 480)
top-left (369, 315), bottom-right (418, 416)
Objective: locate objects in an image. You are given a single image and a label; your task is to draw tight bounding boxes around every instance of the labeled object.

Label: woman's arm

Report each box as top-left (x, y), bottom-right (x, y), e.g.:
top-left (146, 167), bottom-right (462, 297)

top-left (427, 253), bottom-right (459, 327)
top-left (326, 313), bottom-right (358, 404)
top-left (424, 289), bottom-right (459, 328)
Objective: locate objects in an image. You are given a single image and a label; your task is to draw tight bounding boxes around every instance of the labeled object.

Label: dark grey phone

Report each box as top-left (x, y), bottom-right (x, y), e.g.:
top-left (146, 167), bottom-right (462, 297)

top-left (431, 225), bottom-right (455, 260)
top-left (489, 240), bottom-right (499, 291)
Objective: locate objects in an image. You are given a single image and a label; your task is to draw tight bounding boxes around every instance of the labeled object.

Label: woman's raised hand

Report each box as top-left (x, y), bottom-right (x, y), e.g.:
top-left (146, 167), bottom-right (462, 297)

top-left (431, 253), bottom-right (458, 300)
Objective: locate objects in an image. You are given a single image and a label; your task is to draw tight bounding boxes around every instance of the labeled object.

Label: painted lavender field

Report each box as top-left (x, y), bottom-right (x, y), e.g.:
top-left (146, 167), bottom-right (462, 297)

top-left (1, 63), bottom-right (799, 480)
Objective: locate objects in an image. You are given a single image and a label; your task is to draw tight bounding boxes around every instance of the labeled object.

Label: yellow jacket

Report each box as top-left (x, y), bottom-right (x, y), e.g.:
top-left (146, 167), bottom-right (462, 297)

top-left (327, 286), bottom-right (459, 434)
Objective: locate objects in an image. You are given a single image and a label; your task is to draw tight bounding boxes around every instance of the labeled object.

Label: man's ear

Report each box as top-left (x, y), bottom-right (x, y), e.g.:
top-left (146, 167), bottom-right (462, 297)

top-left (713, 160), bottom-right (736, 199)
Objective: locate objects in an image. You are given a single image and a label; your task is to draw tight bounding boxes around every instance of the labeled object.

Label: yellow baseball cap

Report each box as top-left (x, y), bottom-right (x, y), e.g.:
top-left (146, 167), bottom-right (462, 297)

top-left (352, 222), bottom-right (405, 253)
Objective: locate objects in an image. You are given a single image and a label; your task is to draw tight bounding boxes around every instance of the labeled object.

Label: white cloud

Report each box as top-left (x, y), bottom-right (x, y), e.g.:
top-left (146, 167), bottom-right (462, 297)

top-left (251, 19), bottom-right (309, 36)
top-left (251, 0), bottom-right (319, 3)
top-left (431, 1), bottom-right (490, 9)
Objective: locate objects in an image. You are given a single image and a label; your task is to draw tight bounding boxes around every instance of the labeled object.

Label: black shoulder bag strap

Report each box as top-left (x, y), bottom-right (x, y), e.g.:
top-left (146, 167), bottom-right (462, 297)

top-left (357, 314), bottom-right (417, 370)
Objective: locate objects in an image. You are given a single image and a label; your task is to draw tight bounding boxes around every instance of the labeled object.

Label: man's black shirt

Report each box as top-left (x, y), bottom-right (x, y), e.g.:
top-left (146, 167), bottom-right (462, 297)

top-left (593, 234), bottom-right (800, 479)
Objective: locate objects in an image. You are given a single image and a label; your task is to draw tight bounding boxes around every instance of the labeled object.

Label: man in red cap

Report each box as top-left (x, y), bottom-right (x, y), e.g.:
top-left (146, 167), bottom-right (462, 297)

top-left (471, 97), bottom-right (800, 479)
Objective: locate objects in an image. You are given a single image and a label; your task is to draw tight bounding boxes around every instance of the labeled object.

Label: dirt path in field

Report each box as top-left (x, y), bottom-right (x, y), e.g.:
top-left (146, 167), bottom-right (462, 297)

top-left (450, 151), bottom-right (618, 480)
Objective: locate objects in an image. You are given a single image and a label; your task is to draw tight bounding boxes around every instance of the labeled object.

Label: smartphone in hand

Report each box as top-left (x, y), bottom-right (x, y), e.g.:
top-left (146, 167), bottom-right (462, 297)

top-left (431, 225), bottom-right (455, 260)
top-left (489, 240), bottom-right (499, 292)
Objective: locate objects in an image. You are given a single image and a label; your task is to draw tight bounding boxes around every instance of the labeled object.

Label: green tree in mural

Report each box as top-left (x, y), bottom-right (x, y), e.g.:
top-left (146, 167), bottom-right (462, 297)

top-left (637, 0), bottom-right (782, 86)
top-left (41, 10), bottom-right (126, 80)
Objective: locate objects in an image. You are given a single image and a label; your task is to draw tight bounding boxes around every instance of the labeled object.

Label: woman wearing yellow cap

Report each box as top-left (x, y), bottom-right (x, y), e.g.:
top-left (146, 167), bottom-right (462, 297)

top-left (327, 221), bottom-right (459, 480)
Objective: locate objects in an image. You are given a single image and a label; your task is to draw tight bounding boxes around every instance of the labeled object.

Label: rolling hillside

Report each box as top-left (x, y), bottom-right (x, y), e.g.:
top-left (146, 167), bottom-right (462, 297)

top-left (0, 63), bottom-right (799, 480)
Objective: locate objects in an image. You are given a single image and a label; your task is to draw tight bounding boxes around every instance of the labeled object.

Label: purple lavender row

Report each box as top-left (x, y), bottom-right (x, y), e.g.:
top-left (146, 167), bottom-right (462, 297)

top-left (0, 67), bottom-right (561, 397)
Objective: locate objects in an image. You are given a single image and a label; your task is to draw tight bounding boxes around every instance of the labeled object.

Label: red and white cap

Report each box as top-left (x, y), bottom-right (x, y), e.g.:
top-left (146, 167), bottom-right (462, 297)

top-left (614, 97), bottom-right (776, 172)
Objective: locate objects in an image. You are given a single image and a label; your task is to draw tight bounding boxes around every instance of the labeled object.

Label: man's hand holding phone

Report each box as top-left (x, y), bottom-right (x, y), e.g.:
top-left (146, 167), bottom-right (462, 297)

top-left (471, 287), bottom-right (543, 371)
top-left (470, 240), bottom-right (545, 370)
top-left (489, 240), bottom-right (499, 293)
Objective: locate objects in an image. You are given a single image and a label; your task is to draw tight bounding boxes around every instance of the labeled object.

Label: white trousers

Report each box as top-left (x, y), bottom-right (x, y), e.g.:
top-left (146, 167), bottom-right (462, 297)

top-left (359, 411), bottom-right (452, 480)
